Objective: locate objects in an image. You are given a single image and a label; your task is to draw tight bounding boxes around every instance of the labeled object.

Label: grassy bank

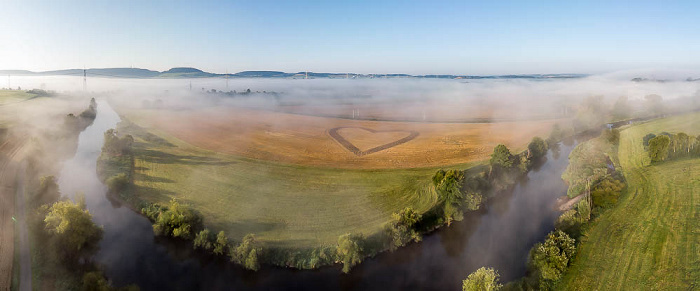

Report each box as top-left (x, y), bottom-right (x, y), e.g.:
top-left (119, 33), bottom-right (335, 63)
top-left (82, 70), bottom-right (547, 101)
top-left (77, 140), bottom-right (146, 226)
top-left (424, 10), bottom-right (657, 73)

top-left (559, 112), bottom-right (700, 290)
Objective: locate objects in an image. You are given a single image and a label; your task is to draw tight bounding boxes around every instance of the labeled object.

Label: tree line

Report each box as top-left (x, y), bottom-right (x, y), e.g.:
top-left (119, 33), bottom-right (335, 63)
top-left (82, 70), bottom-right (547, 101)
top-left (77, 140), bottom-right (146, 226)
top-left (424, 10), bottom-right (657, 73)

top-left (644, 131), bottom-right (700, 163)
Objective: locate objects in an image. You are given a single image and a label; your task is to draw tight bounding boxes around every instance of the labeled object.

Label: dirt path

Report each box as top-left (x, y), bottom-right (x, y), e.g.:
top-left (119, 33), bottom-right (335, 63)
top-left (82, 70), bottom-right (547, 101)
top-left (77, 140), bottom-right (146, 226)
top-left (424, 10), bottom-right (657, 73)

top-left (557, 194), bottom-right (583, 211)
top-left (15, 161), bottom-right (30, 291)
top-left (0, 136), bottom-right (25, 291)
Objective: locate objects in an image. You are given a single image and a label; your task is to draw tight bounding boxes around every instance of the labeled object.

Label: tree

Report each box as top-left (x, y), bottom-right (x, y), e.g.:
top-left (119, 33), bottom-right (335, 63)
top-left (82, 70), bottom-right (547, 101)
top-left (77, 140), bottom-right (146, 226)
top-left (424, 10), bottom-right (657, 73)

top-left (245, 248), bottom-right (261, 271)
top-left (462, 267), bottom-right (502, 291)
top-left (82, 271), bottom-right (111, 291)
top-left (229, 234), bottom-right (262, 271)
top-left (648, 135), bottom-right (671, 163)
top-left (213, 231), bottom-right (228, 255)
top-left (527, 137), bottom-right (548, 161)
top-left (142, 199), bottom-right (201, 239)
top-left (675, 132), bottom-right (690, 156)
top-left (527, 230), bottom-right (576, 290)
top-left (642, 133), bottom-right (656, 147)
top-left (490, 144), bottom-right (514, 170)
top-left (547, 124), bottom-right (564, 146)
top-left (433, 169), bottom-right (466, 224)
top-left (102, 129), bottom-right (134, 155)
top-left (105, 173), bottom-right (129, 193)
top-left (692, 135), bottom-right (700, 156)
top-left (336, 233), bottom-right (364, 273)
top-left (193, 229), bottom-right (213, 251)
top-left (43, 200), bottom-right (103, 261)
top-left (590, 177), bottom-right (625, 208)
top-left (555, 209), bottom-right (583, 239)
top-left (34, 175), bottom-right (61, 207)
top-left (385, 208), bottom-right (422, 251)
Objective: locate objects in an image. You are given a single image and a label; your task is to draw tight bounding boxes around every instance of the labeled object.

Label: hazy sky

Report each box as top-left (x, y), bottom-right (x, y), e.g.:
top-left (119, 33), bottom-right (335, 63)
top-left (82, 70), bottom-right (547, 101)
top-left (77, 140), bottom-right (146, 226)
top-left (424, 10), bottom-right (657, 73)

top-left (1, 0), bottom-right (699, 75)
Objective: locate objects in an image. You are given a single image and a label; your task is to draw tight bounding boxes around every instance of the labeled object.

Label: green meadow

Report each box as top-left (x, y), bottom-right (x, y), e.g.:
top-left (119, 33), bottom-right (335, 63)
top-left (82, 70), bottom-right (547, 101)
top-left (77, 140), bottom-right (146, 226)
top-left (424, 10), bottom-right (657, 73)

top-left (560, 112), bottom-right (700, 290)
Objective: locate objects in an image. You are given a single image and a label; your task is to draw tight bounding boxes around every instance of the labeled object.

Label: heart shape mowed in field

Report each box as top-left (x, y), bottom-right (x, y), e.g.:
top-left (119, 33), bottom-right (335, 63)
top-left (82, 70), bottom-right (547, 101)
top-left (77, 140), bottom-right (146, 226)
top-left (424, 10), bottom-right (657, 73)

top-left (328, 127), bottom-right (419, 156)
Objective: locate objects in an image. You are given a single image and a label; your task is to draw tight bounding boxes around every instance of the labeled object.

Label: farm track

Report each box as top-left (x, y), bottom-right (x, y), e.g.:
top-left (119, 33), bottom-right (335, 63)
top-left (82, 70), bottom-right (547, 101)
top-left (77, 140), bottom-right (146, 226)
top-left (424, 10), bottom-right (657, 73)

top-left (0, 134), bottom-right (27, 291)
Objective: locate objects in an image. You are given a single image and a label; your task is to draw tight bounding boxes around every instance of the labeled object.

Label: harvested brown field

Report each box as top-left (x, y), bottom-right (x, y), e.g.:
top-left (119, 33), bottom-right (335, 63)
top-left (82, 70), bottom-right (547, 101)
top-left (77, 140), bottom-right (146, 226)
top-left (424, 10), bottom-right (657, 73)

top-left (120, 106), bottom-right (560, 169)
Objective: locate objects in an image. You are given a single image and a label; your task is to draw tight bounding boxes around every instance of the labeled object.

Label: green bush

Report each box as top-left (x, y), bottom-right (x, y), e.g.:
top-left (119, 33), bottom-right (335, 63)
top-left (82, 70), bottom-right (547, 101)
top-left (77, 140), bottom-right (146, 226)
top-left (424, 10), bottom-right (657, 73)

top-left (648, 135), bottom-right (671, 162)
top-left (555, 209), bottom-right (584, 239)
top-left (229, 234), bottom-right (262, 271)
top-left (213, 231), bottom-right (228, 255)
top-left (433, 169), bottom-right (466, 224)
top-left (642, 133), bottom-right (656, 148)
top-left (591, 177), bottom-right (625, 208)
top-left (462, 267), bottom-right (502, 291)
top-left (105, 173), bottom-right (129, 193)
top-left (385, 208), bottom-right (422, 251)
top-left (141, 199), bottom-right (201, 239)
top-left (527, 230), bottom-right (576, 290)
top-left (193, 229), bottom-right (213, 251)
top-left (43, 200), bottom-right (103, 261)
top-left (527, 136), bottom-right (548, 161)
top-left (336, 233), bottom-right (364, 273)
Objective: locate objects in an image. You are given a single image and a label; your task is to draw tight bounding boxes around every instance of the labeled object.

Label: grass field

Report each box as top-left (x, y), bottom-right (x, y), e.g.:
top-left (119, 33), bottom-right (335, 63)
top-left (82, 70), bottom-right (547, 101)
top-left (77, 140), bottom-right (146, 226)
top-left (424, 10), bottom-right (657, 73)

top-left (0, 90), bottom-right (35, 106)
top-left (559, 112), bottom-right (700, 290)
top-left (119, 105), bottom-right (557, 169)
top-left (120, 119), bottom-right (479, 248)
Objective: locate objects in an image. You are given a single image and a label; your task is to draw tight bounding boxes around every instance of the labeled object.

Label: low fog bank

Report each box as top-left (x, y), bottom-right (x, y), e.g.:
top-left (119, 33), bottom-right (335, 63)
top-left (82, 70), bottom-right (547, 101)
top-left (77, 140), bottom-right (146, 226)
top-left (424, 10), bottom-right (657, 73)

top-left (5, 69), bottom-right (700, 126)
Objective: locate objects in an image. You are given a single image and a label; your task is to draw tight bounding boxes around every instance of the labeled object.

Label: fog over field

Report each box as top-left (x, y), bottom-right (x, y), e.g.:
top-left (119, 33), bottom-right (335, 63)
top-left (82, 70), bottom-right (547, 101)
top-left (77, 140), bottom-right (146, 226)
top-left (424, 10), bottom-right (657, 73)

top-left (9, 71), bottom-right (700, 120)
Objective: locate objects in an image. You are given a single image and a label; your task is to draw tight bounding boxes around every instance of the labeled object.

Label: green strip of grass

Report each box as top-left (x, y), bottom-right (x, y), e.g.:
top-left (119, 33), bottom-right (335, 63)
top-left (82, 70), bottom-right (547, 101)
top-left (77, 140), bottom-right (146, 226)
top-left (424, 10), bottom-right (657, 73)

top-left (559, 112), bottom-right (700, 290)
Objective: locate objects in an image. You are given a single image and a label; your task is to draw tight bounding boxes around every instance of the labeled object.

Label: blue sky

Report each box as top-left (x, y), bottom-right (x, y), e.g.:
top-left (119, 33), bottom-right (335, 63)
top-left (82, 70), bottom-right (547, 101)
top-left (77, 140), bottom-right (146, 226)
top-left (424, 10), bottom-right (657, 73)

top-left (1, 0), bottom-right (699, 75)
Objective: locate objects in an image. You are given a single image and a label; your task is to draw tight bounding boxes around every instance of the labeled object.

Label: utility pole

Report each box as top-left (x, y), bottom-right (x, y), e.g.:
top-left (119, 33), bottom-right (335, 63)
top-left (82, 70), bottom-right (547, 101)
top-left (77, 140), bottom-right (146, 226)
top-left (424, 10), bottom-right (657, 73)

top-left (305, 71), bottom-right (308, 79)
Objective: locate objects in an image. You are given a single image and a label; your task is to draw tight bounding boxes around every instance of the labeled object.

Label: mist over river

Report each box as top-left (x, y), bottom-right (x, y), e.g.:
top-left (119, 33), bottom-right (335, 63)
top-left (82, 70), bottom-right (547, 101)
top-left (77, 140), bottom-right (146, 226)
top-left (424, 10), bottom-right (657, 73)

top-left (55, 101), bottom-right (578, 290)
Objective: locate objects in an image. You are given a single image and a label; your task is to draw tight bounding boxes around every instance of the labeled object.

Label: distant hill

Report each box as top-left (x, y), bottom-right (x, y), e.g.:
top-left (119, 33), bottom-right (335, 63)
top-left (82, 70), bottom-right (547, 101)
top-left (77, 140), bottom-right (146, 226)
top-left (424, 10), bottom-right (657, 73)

top-left (0, 70), bottom-right (35, 75)
top-left (0, 67), bottom-right (590, 80)
top-left (158, 67), bottom-right (217, 78)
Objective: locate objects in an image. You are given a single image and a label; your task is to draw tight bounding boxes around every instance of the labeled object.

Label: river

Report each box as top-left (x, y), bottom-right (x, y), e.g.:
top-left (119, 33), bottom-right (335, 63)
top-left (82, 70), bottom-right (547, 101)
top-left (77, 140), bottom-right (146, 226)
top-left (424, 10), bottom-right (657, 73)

top-left (58, 101), bottom-right (577, 290)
